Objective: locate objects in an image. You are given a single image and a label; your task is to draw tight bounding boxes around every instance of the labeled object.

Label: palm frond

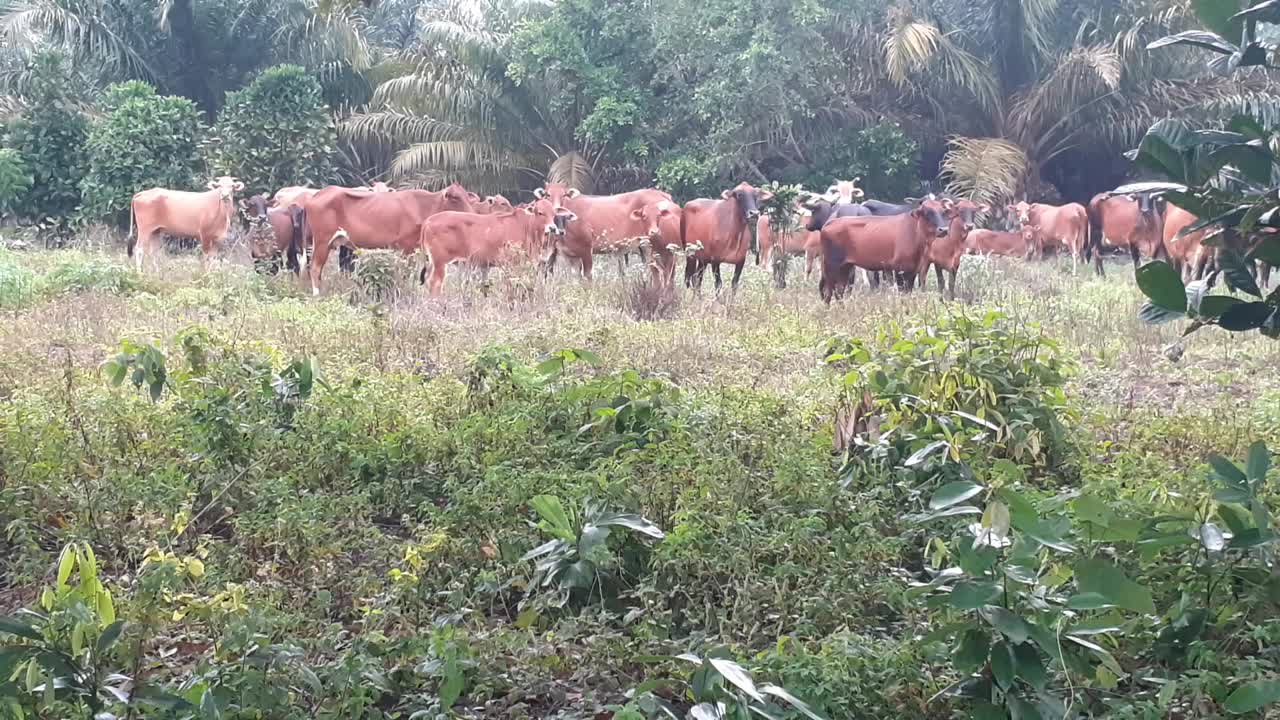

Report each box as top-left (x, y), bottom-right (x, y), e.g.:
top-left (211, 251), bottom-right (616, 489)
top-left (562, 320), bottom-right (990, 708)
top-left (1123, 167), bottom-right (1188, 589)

top-left (0, 0), bottom-right (155, 80)
top-left (941, 136), bottom-right (1027, 205)
top-left (883, 8), bottom-right (998, 111)
top-left (547, 150), bottom-right (594, 192)
top-left (1019, 0), bottom-right (1062, 57)
top-left (1009, 45), bottom-right (1121, 156)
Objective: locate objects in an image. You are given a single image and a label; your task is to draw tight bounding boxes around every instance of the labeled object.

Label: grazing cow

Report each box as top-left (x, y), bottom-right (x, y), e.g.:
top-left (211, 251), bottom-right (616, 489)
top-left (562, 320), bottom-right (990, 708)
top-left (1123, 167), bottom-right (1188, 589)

top-left (965, 228), bottom-right (1029, 257)
top-left (129, 176), bottom-right (244, 271)
top-left (302, 182), bottom-right (476, 295)
top-left (1162, 203), bottom-right (1211, 282)
top-left (923, 198), bottom-right (983, 299)
top-left (1010, 201), bottom-right (1090, 271)
top-left (818, 197), bottom-right (952, 303)
top-left (420, 199), bottom-right (575, 295)
top-left (682, 182), bottom-right (774, 291)
top-left (535, 184), bottom-right (675, 280)
top-left (1088, 192), bottom-right (1166, 275)
top-left (242, 194), bottom-right (304, 274)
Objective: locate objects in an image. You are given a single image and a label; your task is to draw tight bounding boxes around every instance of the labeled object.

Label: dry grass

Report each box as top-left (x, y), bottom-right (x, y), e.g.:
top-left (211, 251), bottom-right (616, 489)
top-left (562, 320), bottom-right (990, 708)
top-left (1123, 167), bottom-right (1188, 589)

top-left (1, 246), bottom-right (1277, 425)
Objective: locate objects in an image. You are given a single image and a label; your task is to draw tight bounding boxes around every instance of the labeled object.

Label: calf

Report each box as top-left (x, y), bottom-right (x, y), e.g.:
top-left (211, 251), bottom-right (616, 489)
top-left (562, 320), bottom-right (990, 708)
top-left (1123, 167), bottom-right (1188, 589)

top-left (682, 182), bottom-right (774, 291)
top-left (130, 176), bottom-right (244, 271)
top-left (923, 198), bottom-right (982, 299)
top-left (1011, 201), bottom-right (1089, 272)
top-left (420, 199), bottom-right (575, 295)
top-left (965, 228), bottom-right (1029, 257)
top-left (1162, 203), bottom-right (1211, 282)
top-left (818, 197), bottom-right (952, 303)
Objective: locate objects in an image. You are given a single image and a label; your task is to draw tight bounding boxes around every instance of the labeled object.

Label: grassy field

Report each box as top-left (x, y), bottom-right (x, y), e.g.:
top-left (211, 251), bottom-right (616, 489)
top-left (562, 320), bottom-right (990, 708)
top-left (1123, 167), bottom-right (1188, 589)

top-left (1, 243), bottom-right (1278, 719)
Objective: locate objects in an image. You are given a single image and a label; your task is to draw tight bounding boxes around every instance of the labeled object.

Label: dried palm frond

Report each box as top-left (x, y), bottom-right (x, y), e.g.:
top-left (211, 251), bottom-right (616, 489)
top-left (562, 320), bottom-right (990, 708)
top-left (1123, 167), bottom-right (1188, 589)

top-left (1010, 45), bottom-right (1122, 154)
top-left (1020, 0), bottom-right (1062, 57)
top-left (941, 136), bottom-right (1028, 206)
top-left (547, 151), bottom-right (594, 192)
top-left (883, 9), bottom-right (998, 111)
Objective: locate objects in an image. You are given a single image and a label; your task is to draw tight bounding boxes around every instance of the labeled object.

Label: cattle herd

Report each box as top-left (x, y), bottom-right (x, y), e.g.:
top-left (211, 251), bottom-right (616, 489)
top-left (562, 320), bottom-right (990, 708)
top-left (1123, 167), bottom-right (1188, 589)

top-left (126, 175), bottom-right (1261, 302)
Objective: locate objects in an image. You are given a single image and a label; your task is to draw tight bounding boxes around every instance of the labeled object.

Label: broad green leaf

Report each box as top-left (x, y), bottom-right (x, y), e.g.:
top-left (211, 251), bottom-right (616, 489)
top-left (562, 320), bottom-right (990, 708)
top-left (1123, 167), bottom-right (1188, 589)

top-left (529, 495), bottom-right (574, 540)
top-left (1009, 695), bottom-right (1043, 720)
top-left (905, 440), bottom-right (950, 467)
top-left (95, 620), bottom-right (124, 656)
top-left (990, 642), bottom-right (1015, 689)
top-left (1224, 678), bottom-right (1280, 713)
top-left (97, 590), bottom-right (116, 625)
top-left (440, 664), bottom-right (464, 707)
top-left (1139, 301), bottom-right (1184, 325)
top-left (909, 505), bottom-right (984, 524)
top-left (759, 684), bottom-right (826, 720)
top-left (929, 481), bottom-right (985, 510)
top-left (1012, 643), bottom-right (1047, 689)
top-left (0, 617), bottom-right (41, 641)
top-left (1209, 454), bottom-right (1248, 484)
top-left (1199, 295), bottom-right (1244, 319)
top-left (1136, 261), bottom-right (1187, 312)
top-left (1072, 495), bottom-right (1114, 527)
top-left (1075, 558), bottom-right (1156, 614)
top-left (1219, 301), bottom-right (1272, 331)
top-left (1246, 441), bottom-right (1270, 484)
top-left (954, 628), bottom-right (990, 673)
top-left (708, 658), bottom-right (764, 703)
top-left (200, 687), bottom-right (222, 720)
top-left (592, 512), bottom-right (665, 539)
top-left (948, 581), bottom-right (1001, 610)
top-left (980, 607), bottom-right (1030, 643)
top-left (1067, 592), bottom-right (1115, 610)
top-left (56, 545), bottom-right (75, 591)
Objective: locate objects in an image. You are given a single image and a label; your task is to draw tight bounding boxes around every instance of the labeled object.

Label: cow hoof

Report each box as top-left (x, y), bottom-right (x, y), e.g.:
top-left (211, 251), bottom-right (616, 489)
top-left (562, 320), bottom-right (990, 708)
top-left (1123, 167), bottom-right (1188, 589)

top-left (312, 287), bottom-right (320, 297)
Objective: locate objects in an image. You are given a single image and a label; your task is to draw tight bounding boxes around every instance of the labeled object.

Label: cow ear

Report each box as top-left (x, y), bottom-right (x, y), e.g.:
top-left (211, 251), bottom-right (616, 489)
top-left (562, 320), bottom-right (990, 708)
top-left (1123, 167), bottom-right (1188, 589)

top-left (721, 189), bottom-right (733, 200)
top-left (233, 181), bottom-right (244, 191)
top-left (630, 208), bottom-right (645, 221)
top-left (467, 192), bottom-right (480, 202)
top-left (978, 204), bottom-right (991, 213)
top-left (826, 185), bottom-right (838, 196)
top-left (758, 191), bottom-right (774, 203)
top-left (561, 211), bottom-right (578, 222)
top-left (851, 187), bottom-right (865, 198)
top-left (566, 188), bottom-right (581, 198)
top-left (207, 180), bottom-right (218, 190)
top-left (533, 188), bottom-right (546, 199)
top-left (522, 206), bottom-right (536, 215)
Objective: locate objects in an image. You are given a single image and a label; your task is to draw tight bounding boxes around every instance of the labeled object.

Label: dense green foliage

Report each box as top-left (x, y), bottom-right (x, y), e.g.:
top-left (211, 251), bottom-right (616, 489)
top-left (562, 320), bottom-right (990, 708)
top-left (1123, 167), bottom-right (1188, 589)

top-left (205, 65), bottom-right (338, 198)
top-left (80, 82), bottom-right (205, 224)
top-left (4, 53), bottom-right (89, 234)
top-left (0, 148), bottom-right (32, 217)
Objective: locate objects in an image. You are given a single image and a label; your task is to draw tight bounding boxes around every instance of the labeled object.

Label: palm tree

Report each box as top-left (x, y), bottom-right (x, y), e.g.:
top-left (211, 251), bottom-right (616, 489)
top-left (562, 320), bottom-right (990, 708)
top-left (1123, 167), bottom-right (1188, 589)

top-left (342, 0), bottom-right (601, 195)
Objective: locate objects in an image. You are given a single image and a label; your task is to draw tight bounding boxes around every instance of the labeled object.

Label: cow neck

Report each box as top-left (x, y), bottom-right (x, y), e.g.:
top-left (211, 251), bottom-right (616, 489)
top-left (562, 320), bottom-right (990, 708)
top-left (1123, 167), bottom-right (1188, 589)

top-left (714, 195), bottom-right (749, 249)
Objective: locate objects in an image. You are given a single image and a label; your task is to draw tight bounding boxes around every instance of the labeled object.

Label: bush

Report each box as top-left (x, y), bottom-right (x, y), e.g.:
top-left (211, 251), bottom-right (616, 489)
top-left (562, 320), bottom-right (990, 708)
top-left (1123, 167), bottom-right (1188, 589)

top-left (656, 153), bottom-right (721, 203)
top-left (786, 122), bottom-right (920, 199)
top-left (206, 65), bottom-right (337, 197)
top-left (0, 148), bottom-right (33, 217)
top-left (80, 82), bottom-right (204, 226)
top-left (4, 52), bottom-right (89, 234)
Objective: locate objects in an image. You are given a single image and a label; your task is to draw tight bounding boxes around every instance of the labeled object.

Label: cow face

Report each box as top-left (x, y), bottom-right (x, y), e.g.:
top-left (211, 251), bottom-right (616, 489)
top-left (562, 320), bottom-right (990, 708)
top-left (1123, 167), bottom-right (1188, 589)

top-left (486, 195), bottom-right (513, 212)
top-left (629, 200), bottom-right (678, 240)
top-left (721, 182), bottom-right (773, 224)
top-left (825, 178), bottom-right (865, 204)
top-left (947, 198), bottom-right (981, 233)
top-left (912, 198), bottom-right (951, 238)
top-left (526, 198), bottom-right (576, 237)
top-left (208, 176), bottom-right (244, 200)
top-left (536, 183), bottom-right (581, 210)
top-left (805, 200), bottom-right (836, 232)
top-left (1009, 201), bottom-right (1035, 226)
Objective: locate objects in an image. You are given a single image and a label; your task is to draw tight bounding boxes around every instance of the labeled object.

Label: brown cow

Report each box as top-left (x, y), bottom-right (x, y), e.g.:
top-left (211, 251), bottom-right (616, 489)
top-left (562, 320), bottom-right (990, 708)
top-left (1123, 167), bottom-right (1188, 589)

top-left (273, 186), bottom-right (319, 209)
top-left (1162, 203), bottom-right (1211, 282)
top-left (420, 199), bottom-right (574, 295)
top-left (818, 197), bottom-right (952, 303)
top-left (625, 199), bottom-right (682, 286)
top-left (535, 184), bottom-right (675, 280)
top-left (682, 182), bottom-right (774, 291)
top-left (130, 176), bottom-right (244, 271)
top-left (922, 198), bottom-right (982, 299)
top-left (474, 195), bottom-right (513, 215)
top-left (1011, 201), bottom-right (1090, 272)
top-left (302, 182), bottom-right (476, 295)
top-left (965, 228), bottom-right (1029, 257)
top-left (242, 194), bottom-right (304, 273)
top-left (757, 215), bottom-right (821, 277)
top-left (1088, 192), bottom-right (1166, 275)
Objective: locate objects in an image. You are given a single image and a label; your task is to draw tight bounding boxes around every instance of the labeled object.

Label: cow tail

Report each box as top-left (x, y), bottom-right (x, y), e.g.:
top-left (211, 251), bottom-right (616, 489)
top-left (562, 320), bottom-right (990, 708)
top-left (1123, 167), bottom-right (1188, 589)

top-left (127, 201), bottom-right (137, 258)
top-left (287, 206), bottom-right (304, 274)
top-left (418, 221), bottom-right (433, 286)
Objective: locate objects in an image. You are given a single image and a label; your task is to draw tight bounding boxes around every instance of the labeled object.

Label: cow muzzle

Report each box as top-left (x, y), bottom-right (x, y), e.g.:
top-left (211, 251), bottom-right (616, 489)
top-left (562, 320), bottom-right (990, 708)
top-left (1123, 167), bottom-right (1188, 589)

top-left (545, 224), bottom-right (564, 236)
top-left (963, 223), bottom-right (975, 232)
top-left (935, 228), bottom-right (948, 238)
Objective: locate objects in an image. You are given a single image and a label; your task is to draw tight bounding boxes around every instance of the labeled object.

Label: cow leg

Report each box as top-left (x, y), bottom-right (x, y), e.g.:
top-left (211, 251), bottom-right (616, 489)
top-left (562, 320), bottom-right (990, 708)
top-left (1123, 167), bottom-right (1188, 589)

top-left (580, 254), bottom-right (594, 283)
top-left (934, 265), bottom-right (944, 296)
top-left (868, 271), bottom-right (881, 289)
top-left (310, 236), bottom-right (334, 296)
top-left (711, 262), bottom-right (724, 291)
top-left (947, 269), bottom-right (957, 301)
top-left (427, 260), bottom-right (447, 296)
top-left (731, 261), bottom-right (745, 291)
top-left (684, 257), bottom-right (697, 288)
top-left (1129, 246), bottom-right (1141, 271)
top-left (805, 248), bottom-right (817, 278)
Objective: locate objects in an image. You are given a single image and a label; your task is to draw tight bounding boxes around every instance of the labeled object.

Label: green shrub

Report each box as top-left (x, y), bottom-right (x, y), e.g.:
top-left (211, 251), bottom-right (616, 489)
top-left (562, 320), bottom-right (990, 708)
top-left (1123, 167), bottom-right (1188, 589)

top-left (40, 255), bottom-right (142, 296)
top-left (80, 82), bottom-right (204, 225)
top-left (0, 148), bottom-right (33, 217)
top-left (205, 65), bottom-right (337, 197)
top-left (785, 122), bottom-right (920, 199)
top-left (4, 52), bottom-right (89, 235)
top-left (656, 153), bottom-right (720, 203)
top-left (0, 250), bottom-right (37, 307)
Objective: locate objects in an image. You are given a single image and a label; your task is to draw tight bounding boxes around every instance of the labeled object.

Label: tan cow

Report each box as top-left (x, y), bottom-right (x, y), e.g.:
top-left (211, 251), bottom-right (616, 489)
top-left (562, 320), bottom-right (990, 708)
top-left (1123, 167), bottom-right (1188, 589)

top-left (420, 199), bottom-right (575, 295)
top-left (922, 198), bottom-right (982, 299)
top-left (536, 184), bottom-right (677, 281)
top-left (1088, 193), bottom-right (1166, 275)
top-left (302, 182), bottom-right (477, 295)
top-left (965, 229), bottom-right (1029, 257)
top-left (1162, 204), bottom-right (1211, 282)
top-left (273, 186), bottom-right (319, 209)
top-left (130, 176), bottom-right (244, 271)
top-left (626, 199), bottom-right (683, 286)
top-left (757, 215), bottom-right (821, 278)
top-left (1010, 201), bottom-right (1090, 272)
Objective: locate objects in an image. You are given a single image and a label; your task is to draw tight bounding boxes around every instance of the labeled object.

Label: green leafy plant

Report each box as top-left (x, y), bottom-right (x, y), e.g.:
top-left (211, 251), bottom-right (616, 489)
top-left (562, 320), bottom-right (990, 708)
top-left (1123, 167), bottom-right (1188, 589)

top-left (620, 649), bottom-right (824, 720)
top-left (80, 81), bottom-right (204, 225)
top-left (0, 148), bottom-right (33, 218)
top-left (522, 494), bottom-right (664, 606)
top-left (103, 340), bottom-right (169, 401)
top-left (205, 65), bottom-right (337, 198)
top-left (0, 542), bottom-right (191, 717)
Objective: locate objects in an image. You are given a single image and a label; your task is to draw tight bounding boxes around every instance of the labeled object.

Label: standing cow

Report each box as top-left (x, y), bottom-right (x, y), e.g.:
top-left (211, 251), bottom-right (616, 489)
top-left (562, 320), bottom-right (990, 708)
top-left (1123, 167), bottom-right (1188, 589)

top-left (682, 182), bottom-right (774, 291)
top-left (130, 176), bottom-right (244, 271)
top-left (818, 197), bottom-right (952, 303)
top-left (1010, 201), bottom-right (1090, 272)
top-left (1088, 192), bottom-right (1166, 275)
top-left (1162, 203), bottom-right (1211, 282)
top-left (420, 199), bottom-right (575, 295)
top-left (923, 198), bottom-right (982, 299)
top-left (301, 182), bottom-right (477, 295)
top-left (242, 194), bottom-right (304, 274)
top-left (535, 184), bottom-right (675, 281)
